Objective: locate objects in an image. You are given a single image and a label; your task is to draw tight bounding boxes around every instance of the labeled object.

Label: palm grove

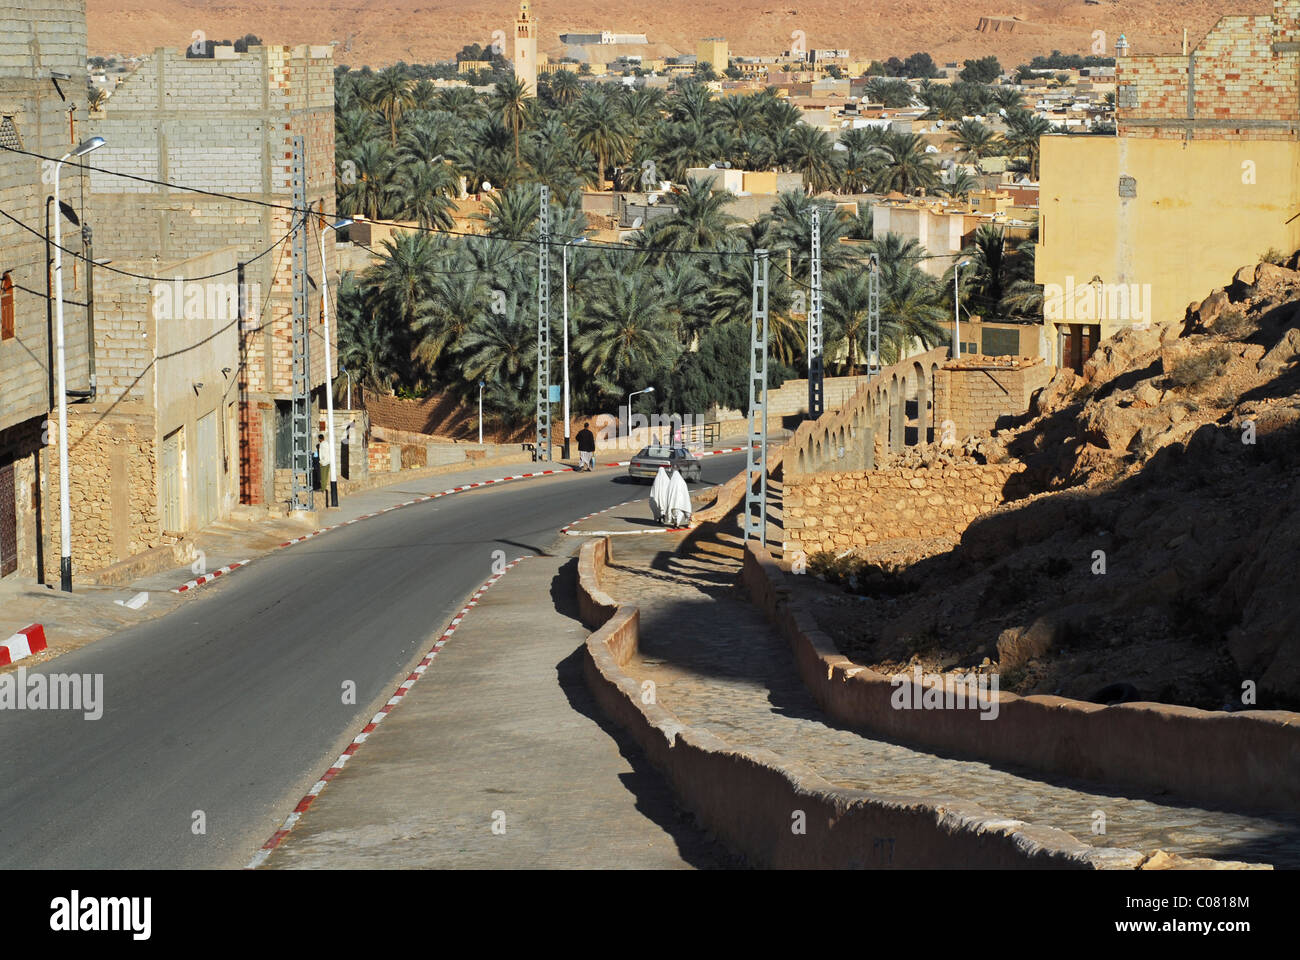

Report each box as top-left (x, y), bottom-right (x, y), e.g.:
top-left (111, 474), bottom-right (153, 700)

top-left (334, 64), bottom-right (1045, 427)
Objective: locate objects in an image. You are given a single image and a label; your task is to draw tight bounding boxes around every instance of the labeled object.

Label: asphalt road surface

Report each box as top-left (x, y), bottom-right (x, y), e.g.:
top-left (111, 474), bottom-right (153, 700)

top-left (0, 453), bottom-right (745, 869)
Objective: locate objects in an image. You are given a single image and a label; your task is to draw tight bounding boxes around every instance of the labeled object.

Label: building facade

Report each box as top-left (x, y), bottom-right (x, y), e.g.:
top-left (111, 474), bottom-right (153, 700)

top-left (86, 44), bottom-right (338, 508)
top-left (0, 0), bottom-right (90, 582)
top-left (1036, 0), bottom-right (1300, 370)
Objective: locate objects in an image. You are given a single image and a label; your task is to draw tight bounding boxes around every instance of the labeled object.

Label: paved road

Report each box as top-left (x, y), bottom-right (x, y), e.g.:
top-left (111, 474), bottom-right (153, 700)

top-left (0, 454), bottom-right (745, 869)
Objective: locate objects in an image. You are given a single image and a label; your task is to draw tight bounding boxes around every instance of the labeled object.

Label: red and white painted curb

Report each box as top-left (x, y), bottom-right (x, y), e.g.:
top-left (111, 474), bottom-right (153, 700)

top-left (246, 556), bottom-right (534, 868)
top-left (559, 499), bottom-right (637, 535)
top-left (172, 561), bottom-right (251, 593)
top-left (0, 624), bottom-right (47, 667)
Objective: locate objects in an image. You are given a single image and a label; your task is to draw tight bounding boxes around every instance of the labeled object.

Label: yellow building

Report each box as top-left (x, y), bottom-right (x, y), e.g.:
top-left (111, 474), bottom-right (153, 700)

top-left (1034, 0), bottom-right (1300, 371)
top-left (696, 37), bottom-right (728, 75)
top-left (1036, 136), bottom-right (1300, 369)
top-left (514, 0), bottom-right (538, 95)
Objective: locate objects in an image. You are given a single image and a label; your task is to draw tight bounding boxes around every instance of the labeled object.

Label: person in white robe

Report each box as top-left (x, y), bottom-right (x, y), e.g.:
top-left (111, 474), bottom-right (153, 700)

top-left (665, 467), bottom-right (693, 527)
top-left (649, 465), bottom-right (672, 524)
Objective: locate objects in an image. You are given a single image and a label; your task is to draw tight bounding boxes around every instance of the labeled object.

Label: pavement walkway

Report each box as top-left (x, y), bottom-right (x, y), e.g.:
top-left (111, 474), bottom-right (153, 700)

top-left (598, 527), bottom-right (1300, 869)
top-left (260, 554), bottom-right (729, 868)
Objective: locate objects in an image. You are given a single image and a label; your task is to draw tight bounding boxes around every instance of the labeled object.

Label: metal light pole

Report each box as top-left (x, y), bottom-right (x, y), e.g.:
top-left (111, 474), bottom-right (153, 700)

top-left (53, 135), bottom-right (105, 592)
top-left (954, 259), bottom-right (970, 359)
top-left (317, 213), bottom-right (353, 508)
top-left (629, 386), bottom-right (654, 445)
top-left (561, 236), bottom-right (587, 460)
top-left (478, 380), bottom-right (485, 445)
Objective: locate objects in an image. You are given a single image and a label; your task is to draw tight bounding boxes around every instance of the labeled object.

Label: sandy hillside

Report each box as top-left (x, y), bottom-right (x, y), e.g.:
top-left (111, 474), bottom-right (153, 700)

top-left (88, 0), bottom-right (1261, 68)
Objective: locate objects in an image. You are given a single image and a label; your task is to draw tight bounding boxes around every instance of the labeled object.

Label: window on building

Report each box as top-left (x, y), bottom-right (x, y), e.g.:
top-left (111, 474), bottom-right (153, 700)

top-left (981, 326), bottom-right (1021, 357)
top-left (1, 272), bottom-right (13, 340)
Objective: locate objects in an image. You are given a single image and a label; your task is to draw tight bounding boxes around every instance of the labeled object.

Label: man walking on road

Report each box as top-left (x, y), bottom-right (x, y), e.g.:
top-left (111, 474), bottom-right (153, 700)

top-left (576, 422), bottom-right (596, 471)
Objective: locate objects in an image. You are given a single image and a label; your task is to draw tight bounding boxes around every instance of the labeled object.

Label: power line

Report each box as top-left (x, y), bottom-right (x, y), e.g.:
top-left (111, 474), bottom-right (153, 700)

top-left (0, 205), bottom-right (299, 282)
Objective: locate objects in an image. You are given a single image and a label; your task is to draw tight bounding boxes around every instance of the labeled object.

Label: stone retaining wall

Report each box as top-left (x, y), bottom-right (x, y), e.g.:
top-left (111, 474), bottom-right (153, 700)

top-left (783, 463), bottom-right (1030, 554)
top-left (743, 542), bottom-right (1300, 816)
top-left (575, 537), bottom-right (1163, 869)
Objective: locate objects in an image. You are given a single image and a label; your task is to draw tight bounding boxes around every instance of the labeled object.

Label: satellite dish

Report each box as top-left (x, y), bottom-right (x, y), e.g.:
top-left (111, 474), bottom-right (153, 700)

top-left (631, 216), bottom-right (644, 228)
top-left (482, 180), bottom-right (493, 191)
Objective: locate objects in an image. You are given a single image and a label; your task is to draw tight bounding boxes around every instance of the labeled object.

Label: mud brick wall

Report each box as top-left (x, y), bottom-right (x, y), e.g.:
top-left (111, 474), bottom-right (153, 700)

top-left (934, 358), bottom-right (1051, 439)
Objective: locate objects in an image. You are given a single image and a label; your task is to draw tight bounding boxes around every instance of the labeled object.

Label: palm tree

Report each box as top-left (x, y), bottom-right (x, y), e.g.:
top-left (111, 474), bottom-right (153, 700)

top-left (824, 269), bottom-right (877, 374)
top-left (865, 77), bottom-right (915, 109)
top-left (1004, 113), bottom-right (1054, 179)
top-left (336, 272), bottom-right (400, 391)
top-left (391, 162), bottom-right (458, 230)
top-left (938, 167), bottom-right (981, 200)
top-left (782, 124), bottom-right (839, 195)
top-left (368, 66), bottom-right (415, 145)
top-left (644, 178), bottom-right (739, 251)
top-left (838, 127), bottom-right (886, 193)
top-left (478, 183), bottom-right (540, 238)
top-left (871, 132), bottom-right (940, 195)
top-left (339, 140), bottom-right (396, 220)
top-left (950, 119), bottom-right (1002, 161)
top-left (572, 89), bottom-right (629, 187)
top-left (574, 267), bottom-right (680, 396)
top-left (880, 265), bottom-right (948, 364)
top-left (550, 69), bottom-right (580, 107)
top-left (493, 75), bottom-right (531, 164)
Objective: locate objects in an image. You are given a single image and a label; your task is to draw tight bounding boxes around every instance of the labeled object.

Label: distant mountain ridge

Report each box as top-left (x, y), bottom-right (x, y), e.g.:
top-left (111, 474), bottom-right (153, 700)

top-left (87, 0), bottom-right (1257, 69)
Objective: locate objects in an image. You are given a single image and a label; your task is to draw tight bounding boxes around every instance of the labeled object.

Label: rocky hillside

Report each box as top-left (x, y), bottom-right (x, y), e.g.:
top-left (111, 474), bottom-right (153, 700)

top-left (803, 255), bottom-right (1300, 711)
top-left (90, 0), bottom-right (1251, 68)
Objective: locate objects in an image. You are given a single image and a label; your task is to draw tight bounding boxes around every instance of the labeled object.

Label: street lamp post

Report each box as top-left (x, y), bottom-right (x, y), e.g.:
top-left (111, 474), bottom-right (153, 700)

top-left (53, 135), bottom-right (105, 592)
top-left (954, 260), bottom-right (971, 359)
top-left (628, 386), bottom-right (654, 446)
top-left (317, 214), bottom-right (353, 508)
top-left (561, 237), bottom-right (587, 460)
top-left (478, 380), bottom-right (485, 445)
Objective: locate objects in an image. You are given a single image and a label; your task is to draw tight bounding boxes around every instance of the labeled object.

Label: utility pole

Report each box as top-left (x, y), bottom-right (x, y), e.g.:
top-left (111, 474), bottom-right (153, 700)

top-left (536, 184), bottom-right (551, 462)
top-left (744, 249), bottom-right (770, 546)
top-left (289, 135), bottom-right (312, 511)
top-left (808, 206), bottom-right (824, 418)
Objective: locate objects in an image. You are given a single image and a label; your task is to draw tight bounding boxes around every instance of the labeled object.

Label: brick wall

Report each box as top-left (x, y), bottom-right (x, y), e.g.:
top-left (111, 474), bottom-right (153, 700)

top-left (1117, 1), bottom-right (1300, 140)
top-left (783, 463), bottom-right (1029, 555)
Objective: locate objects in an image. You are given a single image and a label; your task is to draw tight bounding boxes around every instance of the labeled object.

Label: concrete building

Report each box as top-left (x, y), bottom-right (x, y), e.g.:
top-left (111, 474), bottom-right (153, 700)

top-left (514, 0), bottom-right (538, 96)
top-left (51, 248), bottom-right (242, 574)
top-left (1036, 0), bottom-right (1300, 370)
top-left (86, 43), bottom-right (338, 509)
top-left (0, 0), bottom-right (90, 582)
top-left (696, 38), bottom-right (728, 76)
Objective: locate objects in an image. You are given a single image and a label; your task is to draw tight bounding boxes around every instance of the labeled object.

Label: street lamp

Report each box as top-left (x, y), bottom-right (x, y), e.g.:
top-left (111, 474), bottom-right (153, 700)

top-left (317, 214), bottom-right (353, 508)
top-left (954, 260), bottom-right (971, 359)
top-left (628, 386), bottom-right (654, 445)
top-left (478, 380), bottom-right (485, 445)
top-left (53, 135), bottom-right (105, 592)
top-left (561, 236), bottom-right (588, 460)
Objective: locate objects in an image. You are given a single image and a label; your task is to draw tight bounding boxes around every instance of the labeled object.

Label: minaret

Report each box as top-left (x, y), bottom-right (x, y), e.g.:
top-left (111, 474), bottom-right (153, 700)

top-left (515, 0), bottom-right (538, 96)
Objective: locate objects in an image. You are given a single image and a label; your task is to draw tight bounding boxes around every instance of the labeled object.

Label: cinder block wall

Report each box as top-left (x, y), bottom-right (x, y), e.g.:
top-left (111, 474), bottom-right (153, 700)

top-left (933, 358), bottom-right (1051, 439)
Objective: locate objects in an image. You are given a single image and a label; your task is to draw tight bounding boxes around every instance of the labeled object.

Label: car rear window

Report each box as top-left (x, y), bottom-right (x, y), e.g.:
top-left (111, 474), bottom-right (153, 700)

top-left (643, 446), bottom-right (674, 458)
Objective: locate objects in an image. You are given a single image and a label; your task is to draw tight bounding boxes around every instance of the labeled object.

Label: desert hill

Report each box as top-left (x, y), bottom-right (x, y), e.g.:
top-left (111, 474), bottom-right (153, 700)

top-left (88, 0), bottom-right (1260, 68)
top-left (802, 255), bottom-right (1300, 711)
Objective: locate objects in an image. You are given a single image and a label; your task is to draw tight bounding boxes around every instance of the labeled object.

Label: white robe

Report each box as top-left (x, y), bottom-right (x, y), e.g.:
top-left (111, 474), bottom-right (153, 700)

top-left (664, 469), bottom-right (693, 527)
top-left (649, 466), bottom-right (672, 524)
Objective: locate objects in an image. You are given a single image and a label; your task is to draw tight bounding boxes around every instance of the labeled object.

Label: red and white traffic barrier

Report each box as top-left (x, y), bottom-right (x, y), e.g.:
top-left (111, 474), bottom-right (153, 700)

top-left (246, 556), bottom-right (534, 868)
top-left (0, 624), bottom-right (47, 667)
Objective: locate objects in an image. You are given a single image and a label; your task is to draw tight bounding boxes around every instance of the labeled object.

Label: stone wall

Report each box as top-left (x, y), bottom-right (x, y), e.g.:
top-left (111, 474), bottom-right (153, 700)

top-left (783, 463), bottom-right (1028, 555)
top-left (933, 355), bottom-right (1051, 439)
top-left (45, 406), bottom-right (162, 577)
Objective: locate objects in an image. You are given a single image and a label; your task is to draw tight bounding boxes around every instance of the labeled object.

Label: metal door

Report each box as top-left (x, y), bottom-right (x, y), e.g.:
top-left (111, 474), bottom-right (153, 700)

top-left (0, 454), bottom-right (16, 578)
top-left (160, 428), bottom-right (182, 532)
top-left (195, 412), bottom-right (218, 528)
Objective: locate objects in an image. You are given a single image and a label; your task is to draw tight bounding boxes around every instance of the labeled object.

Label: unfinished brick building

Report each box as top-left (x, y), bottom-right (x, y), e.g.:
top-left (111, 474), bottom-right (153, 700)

top-left (86, 43), bottom-right (338, 507)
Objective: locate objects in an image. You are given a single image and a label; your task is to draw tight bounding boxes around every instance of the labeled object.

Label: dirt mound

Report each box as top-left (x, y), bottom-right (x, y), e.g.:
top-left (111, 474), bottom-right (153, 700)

top-left (803, 255), bottom-right (1300, 710)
